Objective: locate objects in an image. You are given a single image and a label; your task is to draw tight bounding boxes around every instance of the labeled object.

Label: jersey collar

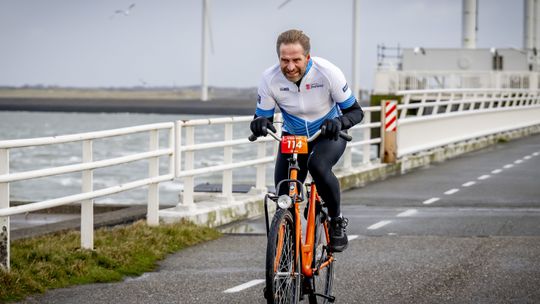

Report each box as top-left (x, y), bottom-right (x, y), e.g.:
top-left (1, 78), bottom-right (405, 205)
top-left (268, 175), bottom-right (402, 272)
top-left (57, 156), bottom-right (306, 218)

top-left (294, 58), bottom-right (313, 87)
top-left (305, 58), bottom-right (313, 75)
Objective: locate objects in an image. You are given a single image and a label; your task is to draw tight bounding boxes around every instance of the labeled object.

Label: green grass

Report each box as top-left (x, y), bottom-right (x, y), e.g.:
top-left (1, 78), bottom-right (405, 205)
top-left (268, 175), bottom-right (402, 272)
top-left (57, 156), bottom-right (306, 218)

top-left (0, 220), bottom-right (221, 302)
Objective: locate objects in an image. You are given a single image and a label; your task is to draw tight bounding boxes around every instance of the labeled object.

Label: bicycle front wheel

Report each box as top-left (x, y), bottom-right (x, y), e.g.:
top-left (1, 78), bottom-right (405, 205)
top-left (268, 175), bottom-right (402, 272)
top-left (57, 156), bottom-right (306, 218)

top-left (265, 208), bottom-right (300, 304)
top-left (309, 210), bottom-right (334, 304)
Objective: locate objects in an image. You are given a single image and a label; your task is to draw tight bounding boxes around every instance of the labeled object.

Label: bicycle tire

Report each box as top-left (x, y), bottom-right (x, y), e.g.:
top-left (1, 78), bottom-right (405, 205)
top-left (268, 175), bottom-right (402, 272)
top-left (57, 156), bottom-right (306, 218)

top-left (265, 208), bottom-right (301, 304)
top-left (308, 209), bottom-right (334, 304)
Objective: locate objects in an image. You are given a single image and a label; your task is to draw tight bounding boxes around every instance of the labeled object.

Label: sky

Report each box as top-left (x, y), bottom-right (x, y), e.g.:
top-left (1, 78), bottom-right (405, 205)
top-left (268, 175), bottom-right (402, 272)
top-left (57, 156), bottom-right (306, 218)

top-left (0, 0), bottom-right (523, 90)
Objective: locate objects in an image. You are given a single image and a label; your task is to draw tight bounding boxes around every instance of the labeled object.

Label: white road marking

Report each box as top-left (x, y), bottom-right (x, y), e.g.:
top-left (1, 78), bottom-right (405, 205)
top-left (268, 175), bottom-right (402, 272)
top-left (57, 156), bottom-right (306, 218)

top-left (503, 164), bottom-right (514, 169)
top-left (396, 209), bottom-right (418, 217)
top-left (478, 175), bottom-right (490, 180)
top-left (462, 181), bottom-right (476, 187)
top-left (367, 220), bottom-right (392, 230)
top-left (422, 197), bottom-right (440, 205)
top-left (514, 159), bottom-right (523, 164)
top-left (348, 234), bottom-right (359, 241)
top-left (524, 155), bottom-right (531, 160)
top-left (533, 152), bottom-right (539, 156)
top-left (224, 279), bottom-right (265, 293)
top-left (444, 188), bottom-right (459, 195)
top-left (491, 169), bottom-right (502, 174)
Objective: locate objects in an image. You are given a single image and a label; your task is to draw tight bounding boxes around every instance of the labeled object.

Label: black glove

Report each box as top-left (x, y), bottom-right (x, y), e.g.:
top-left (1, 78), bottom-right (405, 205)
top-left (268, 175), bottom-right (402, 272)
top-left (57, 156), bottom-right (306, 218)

top-left (320, 118), bottom-right (342, 140)
top-left (250, 117), bottom-right (276, 137)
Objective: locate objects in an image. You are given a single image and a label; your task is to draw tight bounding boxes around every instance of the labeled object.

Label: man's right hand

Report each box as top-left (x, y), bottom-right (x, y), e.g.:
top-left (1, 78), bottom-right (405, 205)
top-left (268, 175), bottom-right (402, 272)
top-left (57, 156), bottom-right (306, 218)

top-left (250, 117), bottom-right (276, 137)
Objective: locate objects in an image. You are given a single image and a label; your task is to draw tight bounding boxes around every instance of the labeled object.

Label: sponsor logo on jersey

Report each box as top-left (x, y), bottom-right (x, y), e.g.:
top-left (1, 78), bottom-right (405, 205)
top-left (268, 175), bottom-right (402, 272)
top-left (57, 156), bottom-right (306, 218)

top-left (306, 83), bottom-right (323, 90)
top-left (280, 87), bottom-right (290, 91)
top-left (342, 83), bottom-right (348, 93)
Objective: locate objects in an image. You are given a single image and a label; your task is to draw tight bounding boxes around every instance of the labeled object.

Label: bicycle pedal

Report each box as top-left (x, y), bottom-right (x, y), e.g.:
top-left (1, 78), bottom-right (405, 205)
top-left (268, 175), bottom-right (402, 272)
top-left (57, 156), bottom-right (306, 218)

top-left (314, 292), bottom-right (335, 302)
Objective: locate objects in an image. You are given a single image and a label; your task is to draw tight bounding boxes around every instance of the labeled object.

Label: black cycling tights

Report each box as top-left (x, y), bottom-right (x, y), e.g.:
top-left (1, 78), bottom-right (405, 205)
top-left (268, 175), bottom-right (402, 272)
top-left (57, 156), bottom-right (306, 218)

top-left (274, 135), bottom-right (347, 218)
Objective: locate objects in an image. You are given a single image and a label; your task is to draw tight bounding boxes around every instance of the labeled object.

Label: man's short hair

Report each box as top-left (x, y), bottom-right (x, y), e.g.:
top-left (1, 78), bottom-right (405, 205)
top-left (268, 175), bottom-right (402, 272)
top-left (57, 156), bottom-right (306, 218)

top-left (276, 29), bottom-right (311, 57)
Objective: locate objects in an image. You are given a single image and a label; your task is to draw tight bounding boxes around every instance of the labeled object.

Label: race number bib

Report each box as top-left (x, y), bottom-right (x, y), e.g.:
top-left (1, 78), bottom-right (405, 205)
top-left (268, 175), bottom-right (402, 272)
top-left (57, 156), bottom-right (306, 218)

top-left (281, 136), bottom-right (308, 154)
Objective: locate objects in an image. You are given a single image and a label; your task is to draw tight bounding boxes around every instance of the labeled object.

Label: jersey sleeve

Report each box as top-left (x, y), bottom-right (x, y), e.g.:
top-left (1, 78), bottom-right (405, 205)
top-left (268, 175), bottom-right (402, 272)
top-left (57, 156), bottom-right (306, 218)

top-left (328, 64), bottom-right (356, 110)
top-left (255, 75), bottom-right (276, 118)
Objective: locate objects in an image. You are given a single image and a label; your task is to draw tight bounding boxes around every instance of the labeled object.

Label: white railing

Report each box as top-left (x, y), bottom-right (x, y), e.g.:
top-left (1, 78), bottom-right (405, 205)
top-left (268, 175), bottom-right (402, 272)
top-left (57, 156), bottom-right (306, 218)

top-left (3, 88), bottom-right (540, 271)
top-left (395, 89), bottom-right (540, 156)
top-left (0, 122), bottom-right (174, 269)
top-left (174, 108), bottom-right (382, 206)
top-left (0, 107), bottom-right (382, 270)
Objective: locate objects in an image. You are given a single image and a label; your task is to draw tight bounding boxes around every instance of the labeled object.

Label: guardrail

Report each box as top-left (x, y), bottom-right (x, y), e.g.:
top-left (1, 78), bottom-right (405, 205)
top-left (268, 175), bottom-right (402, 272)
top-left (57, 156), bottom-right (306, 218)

top-left (2, 89), bottom-right (540, 271)
top-left (394, 89), bottom-right (540, 156)
top-left (3, 87), bottom-right (540, 272)
top-left (0, 107), bottom-right (382, 271)
top-left (0, 123), bottom-right (175, 270)
top-left (174, 107), bottom-right (382, 206)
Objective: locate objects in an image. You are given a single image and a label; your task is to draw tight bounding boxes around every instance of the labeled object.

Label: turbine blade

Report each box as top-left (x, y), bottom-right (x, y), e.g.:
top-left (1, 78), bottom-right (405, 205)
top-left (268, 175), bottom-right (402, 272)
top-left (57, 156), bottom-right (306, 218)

top-left (278, 0), bottom-right (293, 9)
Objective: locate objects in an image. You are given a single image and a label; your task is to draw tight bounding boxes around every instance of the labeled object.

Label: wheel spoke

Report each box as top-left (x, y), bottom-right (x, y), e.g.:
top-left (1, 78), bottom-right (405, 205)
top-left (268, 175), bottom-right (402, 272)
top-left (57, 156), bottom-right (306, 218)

top-left (312, 213), bottom-right (334, 303)
top-left (267, 209), bottom-right (298, 304)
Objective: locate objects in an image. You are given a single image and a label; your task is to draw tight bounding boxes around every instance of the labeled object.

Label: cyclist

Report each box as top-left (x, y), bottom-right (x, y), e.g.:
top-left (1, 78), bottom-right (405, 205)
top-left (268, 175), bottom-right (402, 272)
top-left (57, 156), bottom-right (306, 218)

top-left (250, 29), bottom-right (364, 252)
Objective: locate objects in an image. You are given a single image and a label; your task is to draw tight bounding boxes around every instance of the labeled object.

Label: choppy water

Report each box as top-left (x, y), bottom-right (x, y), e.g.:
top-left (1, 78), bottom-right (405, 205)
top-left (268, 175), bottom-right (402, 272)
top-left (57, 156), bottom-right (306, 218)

top-left (0, 111), bottom-right (369, 206)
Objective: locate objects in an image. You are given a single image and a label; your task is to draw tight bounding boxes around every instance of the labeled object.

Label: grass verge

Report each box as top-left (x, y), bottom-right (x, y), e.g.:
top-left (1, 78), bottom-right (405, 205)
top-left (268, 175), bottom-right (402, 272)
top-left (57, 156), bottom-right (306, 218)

top-left (0, 220), bottom-right (221, 302)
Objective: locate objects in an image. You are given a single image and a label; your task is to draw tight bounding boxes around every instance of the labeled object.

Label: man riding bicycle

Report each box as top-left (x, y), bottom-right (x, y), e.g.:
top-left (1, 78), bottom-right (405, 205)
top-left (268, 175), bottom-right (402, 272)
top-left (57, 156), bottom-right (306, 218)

top-left (250, 29), bottom-right (364, 252)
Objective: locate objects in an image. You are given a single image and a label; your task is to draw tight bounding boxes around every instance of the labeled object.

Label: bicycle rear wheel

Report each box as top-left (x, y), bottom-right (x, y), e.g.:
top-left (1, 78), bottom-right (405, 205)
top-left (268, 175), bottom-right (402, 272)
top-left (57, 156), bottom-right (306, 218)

top-left (265, 208), bottom-right (300, 304)
top-left (309, 210), bottom-right (334, 304)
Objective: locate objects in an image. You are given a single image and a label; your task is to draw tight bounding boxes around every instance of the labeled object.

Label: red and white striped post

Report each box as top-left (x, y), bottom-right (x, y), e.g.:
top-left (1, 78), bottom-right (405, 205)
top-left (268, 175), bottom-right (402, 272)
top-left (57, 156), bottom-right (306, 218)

top-left (381, 100), bottom-right (398, 163)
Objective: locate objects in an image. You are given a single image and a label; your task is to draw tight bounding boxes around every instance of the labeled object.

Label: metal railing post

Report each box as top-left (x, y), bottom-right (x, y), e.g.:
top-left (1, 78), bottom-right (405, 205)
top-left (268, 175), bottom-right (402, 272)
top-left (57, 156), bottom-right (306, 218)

top-left (255, 140), bottom-right (267, 190)
top-left (363, 110), bottom-right (371, 164)
top-left (81, 140), bottom-right (94, 250)
top-left (169, 126), bottom-right (175, 178)
top-left (182, 126), bottom-right (195, 206)
top-left (0, 148), bottom-right (10, 270)
top-left (400, 94), bottom-right (410, 119)
top-left (147, 129), bottom-right (159, 226)
top-left (175, 121), bottom-right (183, 178)
top-left (222, 123), bottom-right (233, 201)
top-left (343, 144), bottom-right (352, 169)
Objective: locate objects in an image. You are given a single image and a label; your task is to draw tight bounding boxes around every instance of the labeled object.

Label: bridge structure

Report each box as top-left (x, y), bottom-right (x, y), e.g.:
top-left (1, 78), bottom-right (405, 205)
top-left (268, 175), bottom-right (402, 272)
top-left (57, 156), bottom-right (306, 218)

top-left (1, 88), bottom-right (540, 271)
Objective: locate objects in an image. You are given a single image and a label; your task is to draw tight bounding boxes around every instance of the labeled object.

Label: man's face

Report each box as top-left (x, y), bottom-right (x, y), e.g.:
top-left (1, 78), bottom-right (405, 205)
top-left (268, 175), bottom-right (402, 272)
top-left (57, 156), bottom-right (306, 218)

top-left (279, 42), bottom-right (310, 83)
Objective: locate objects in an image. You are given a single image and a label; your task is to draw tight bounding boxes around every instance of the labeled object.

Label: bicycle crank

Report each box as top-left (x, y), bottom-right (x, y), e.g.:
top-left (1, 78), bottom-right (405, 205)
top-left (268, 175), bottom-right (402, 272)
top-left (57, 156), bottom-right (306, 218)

top-left (313, 292), bottom-right (335, 302)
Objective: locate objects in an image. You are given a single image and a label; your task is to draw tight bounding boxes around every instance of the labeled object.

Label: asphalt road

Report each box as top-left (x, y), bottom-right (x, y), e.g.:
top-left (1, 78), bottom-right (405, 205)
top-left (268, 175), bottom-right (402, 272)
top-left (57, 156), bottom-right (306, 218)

top-left (20, 134), bottom-right (540, 304)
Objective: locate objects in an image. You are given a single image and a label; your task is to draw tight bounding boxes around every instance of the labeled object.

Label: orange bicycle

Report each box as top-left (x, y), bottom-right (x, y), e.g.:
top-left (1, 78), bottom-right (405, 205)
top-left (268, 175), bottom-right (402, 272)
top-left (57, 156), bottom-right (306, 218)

top-left (249, 128), bottom-right (352, 304)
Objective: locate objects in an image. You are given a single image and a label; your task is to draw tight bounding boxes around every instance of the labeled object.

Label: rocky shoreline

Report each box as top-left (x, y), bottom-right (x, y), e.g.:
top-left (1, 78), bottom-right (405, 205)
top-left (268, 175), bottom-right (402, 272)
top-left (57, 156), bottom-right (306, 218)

top-left (0, 97), bottom-right (256, 115)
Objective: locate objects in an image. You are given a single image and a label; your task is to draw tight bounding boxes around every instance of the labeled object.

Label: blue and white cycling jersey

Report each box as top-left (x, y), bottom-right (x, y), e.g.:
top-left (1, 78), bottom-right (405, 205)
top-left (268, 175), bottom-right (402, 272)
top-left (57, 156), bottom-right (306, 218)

top-left (255, 56), bottom-right (356, 136)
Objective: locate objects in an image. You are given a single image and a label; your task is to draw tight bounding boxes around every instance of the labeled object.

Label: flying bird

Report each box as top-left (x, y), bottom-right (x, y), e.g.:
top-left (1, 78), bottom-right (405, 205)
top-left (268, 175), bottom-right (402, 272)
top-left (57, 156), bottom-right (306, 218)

top-left (111, 3), bottom-right (136, 18)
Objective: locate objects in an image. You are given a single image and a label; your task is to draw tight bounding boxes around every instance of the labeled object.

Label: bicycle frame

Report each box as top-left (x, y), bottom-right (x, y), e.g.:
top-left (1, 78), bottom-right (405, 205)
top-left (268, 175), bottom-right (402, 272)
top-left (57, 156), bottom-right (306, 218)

top-left (254, 128), bottom-right (351, 303)
top-left (261, 130), bottom-right (334, 278)
top-left (291, 156), bottom-right (334, 278)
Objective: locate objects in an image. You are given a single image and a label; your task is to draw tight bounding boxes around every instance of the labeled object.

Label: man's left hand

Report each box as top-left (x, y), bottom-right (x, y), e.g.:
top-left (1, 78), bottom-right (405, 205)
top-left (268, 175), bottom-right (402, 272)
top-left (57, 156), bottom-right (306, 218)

top-left (320, 118), bottom-right (342, 140)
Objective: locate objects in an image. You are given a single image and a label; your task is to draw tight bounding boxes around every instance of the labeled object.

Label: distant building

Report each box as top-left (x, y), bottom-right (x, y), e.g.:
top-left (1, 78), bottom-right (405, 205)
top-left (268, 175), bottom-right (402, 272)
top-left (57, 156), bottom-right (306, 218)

top-left (374, 47), bottom-right (538, 94)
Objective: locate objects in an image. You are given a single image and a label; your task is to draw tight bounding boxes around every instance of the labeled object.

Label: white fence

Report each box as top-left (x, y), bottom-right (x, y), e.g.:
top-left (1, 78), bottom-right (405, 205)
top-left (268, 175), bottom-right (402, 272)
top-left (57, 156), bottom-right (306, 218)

top-left (395, 89), bottom-right (540, 156)
top-left (0, 123), bottom-right (175, 270)
top-left (0, 107), bottom-right (381, 270)
top-left (2, 88), bottom-right (540, 270)
top-left (174, 108), bottom-right (381, 206)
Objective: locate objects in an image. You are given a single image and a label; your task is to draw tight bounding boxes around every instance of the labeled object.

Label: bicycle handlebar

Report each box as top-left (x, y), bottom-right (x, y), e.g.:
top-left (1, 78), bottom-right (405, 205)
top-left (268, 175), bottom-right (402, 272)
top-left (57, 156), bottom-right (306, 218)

top-left (248, 126), bottom-right (352, 142)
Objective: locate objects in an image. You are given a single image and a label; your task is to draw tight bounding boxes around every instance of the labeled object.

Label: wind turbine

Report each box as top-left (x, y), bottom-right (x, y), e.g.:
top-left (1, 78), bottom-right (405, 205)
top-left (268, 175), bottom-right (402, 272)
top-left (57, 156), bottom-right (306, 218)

top-left (201, 0), bottom-right (215, 101)
top-left (276, 0), bottom-right (361, 99)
